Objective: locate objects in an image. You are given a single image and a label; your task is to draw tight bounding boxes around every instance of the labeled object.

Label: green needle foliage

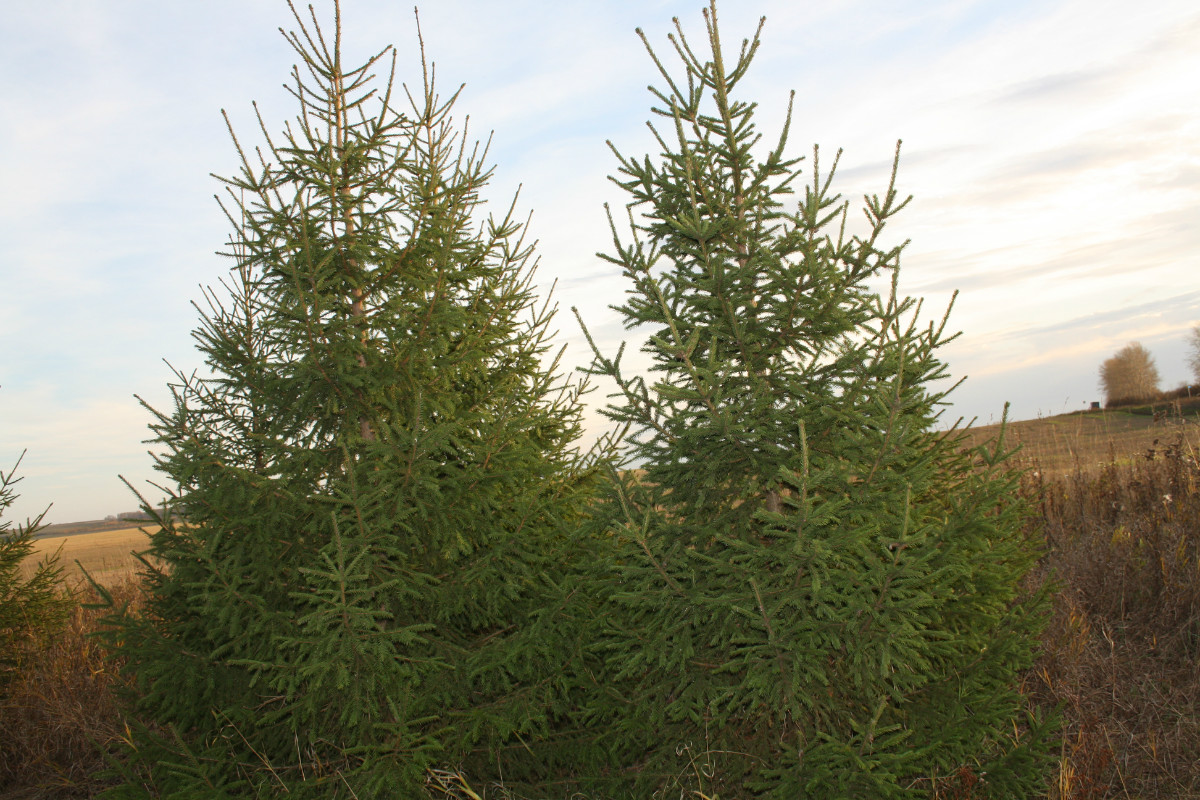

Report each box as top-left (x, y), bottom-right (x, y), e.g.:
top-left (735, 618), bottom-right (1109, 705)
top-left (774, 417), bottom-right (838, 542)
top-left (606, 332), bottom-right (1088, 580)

top-left (575, 4), bottom-right (1054, 797)
top-left (101, 3), bottom-right (600, 796)
top-left (0, 452), bottom-right (69, 691)
top-left (0, 452), bottom-right (71, 791)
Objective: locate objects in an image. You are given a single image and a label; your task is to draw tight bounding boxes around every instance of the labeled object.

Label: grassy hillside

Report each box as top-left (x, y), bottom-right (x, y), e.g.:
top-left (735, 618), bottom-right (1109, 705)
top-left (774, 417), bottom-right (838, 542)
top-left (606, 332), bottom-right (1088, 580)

top-left (958, 403), bottom-right (1200, 476)
top-left (984, 407), bottom-right (1200, 798)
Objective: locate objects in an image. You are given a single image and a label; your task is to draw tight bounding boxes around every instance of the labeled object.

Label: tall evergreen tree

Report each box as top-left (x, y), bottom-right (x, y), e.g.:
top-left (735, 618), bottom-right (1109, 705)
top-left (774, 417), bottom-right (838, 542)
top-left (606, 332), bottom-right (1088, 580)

top-left (102, 3), bottom-right (601, 796)
top-left (575, 4), bottom-right (1054, 797)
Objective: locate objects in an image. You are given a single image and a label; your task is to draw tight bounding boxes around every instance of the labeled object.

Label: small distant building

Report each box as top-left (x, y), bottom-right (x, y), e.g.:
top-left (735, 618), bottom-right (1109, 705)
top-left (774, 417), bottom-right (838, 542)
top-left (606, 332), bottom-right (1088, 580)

top-left (1090, 402), bottom-right (1101, 411)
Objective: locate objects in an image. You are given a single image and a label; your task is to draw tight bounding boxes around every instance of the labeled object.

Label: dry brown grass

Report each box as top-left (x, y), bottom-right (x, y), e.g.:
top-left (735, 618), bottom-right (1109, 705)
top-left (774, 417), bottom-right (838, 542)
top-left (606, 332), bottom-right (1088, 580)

top-left (959, 408), bottom-right (1200, 478)
top-left (0, 579), bottom-right (141, 799)
top-left (3, 529), bottom-right (151, 798)
top-left (20, 527), bottom-right (153, 588)
top-left (982, 418), bottom-right (1200, 800)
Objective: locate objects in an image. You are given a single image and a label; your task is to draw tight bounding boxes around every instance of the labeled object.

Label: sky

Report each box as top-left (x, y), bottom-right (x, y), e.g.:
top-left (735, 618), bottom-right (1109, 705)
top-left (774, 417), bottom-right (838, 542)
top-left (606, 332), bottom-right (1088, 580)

top-left (1, 0), bottom-right (1198, 524)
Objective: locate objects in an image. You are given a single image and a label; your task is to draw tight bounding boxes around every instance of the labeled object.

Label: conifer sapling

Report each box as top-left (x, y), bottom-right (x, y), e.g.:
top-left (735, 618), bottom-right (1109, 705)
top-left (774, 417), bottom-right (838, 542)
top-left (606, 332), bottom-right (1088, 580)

top-left (0, 452), bottom-right (68, 691)
top-left (102, 3), bottom-right (601, 796)
top-left (574, 3), bottom-right (1054, 797)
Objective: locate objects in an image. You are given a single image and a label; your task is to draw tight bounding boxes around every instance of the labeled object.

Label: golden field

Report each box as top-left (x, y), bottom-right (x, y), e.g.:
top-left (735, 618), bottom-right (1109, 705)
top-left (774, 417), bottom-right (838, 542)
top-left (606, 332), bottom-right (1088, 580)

top-left (21, 526), bottom-right (154, 588)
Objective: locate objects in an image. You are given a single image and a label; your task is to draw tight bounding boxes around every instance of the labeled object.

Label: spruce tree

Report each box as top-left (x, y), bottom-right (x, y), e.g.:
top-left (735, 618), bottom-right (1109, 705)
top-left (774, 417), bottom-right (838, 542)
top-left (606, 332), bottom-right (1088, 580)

top-left (0, 452), bottom-right (69, 690)
top-left (102, 3), bottom-right (600, 796)
top-left (575, 4), bottom-right (1054, 797)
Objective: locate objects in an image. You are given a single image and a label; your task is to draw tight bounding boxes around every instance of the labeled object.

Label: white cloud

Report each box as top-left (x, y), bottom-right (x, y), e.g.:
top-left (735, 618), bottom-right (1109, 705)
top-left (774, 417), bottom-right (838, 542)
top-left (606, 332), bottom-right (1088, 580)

top-left (0, 383), bottom-right (169, 525)
top-left (1, 0), bottom-right (1198, 520)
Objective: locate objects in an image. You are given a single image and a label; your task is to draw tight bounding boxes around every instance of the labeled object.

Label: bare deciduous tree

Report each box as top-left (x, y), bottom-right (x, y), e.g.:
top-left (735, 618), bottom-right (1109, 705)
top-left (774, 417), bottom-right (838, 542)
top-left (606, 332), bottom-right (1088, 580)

top-left (1101, 341), bottom-right (1160, 406)
top-left (1186, 325), bottom-right (1200, 384)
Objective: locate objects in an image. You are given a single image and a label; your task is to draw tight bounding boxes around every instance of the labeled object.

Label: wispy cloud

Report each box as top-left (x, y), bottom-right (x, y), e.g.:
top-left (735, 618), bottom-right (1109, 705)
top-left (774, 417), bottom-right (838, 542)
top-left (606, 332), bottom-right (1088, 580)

top-left (2, 0), bottom-right (1198, 521)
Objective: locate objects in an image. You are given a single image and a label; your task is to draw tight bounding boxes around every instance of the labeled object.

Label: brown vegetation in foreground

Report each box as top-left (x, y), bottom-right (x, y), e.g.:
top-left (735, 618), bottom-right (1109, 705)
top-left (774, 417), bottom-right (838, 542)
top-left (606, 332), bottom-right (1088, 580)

top-left (0, 580), bottom-right (140, 799)
top-left (1019, 436), bottom-right (1200, 799)
top-left (3, 414), bottom-right (1199, 798)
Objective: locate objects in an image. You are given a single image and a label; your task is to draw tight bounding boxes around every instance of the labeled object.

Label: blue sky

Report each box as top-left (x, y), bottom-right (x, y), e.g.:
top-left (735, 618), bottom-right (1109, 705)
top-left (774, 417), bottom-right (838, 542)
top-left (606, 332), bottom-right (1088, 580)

top-left (1, 0), bottom-right (1198, 523)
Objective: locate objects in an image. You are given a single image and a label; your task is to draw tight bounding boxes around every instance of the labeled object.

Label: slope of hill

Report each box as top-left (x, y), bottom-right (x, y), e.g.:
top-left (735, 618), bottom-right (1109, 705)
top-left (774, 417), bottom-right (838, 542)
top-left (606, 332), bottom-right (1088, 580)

top-left (37, 518), bottom-right (153, 539)
top-left (955, 403), bottom-right (1200, 475)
